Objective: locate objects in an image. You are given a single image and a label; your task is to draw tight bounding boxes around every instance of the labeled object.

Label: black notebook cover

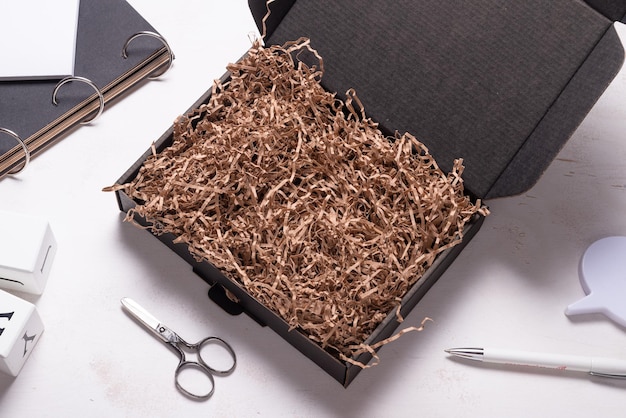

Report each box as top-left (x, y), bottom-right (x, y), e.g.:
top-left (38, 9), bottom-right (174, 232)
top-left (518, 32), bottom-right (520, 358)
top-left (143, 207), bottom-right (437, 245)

top-left (0, 0), bottom-right (170, 177)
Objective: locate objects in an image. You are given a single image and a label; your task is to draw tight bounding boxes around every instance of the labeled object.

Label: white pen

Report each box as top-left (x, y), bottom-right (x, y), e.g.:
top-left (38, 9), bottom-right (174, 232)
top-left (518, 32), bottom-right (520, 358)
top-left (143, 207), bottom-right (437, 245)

top-left (445, 347), bottom-right (626, 379)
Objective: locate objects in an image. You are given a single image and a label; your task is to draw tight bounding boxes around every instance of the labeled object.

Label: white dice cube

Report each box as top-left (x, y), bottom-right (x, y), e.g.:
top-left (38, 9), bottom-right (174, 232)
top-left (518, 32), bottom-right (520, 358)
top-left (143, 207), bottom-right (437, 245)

top-left (0, 210), bottom-right (57, 294)
top-left (0, 289), bottom-right (44, 376)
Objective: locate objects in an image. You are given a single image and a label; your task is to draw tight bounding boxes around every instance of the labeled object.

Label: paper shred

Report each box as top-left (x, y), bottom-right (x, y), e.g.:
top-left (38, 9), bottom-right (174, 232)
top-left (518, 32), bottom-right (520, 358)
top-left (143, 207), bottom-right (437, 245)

top-left (109, 38), bottom-right (488, 363)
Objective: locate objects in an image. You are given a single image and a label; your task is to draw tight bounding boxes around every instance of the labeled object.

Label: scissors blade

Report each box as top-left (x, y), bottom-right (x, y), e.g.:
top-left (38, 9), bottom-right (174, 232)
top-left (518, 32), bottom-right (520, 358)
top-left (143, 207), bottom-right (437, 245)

top-left (121, 297), bottom-right (169, 343)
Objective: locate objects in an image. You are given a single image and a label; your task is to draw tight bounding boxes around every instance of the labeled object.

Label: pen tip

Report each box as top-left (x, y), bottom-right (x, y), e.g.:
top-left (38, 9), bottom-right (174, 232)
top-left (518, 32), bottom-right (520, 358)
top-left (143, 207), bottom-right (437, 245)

top-left (444, 348), bottom-right (451, 353)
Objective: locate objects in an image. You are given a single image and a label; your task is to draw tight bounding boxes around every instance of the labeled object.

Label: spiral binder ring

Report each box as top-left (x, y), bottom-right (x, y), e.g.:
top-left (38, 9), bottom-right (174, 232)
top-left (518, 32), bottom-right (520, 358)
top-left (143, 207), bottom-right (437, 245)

top-left (52, 76), bottom-right (105, 124)
top-left (122, 31), bottom-right (174, 79)
top-left (0, 127), bottom-right (30, 174)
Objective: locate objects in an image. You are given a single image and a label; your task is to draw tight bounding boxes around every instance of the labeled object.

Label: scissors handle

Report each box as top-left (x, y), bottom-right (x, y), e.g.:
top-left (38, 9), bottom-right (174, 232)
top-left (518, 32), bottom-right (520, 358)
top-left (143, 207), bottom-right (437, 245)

top-left (191, 336), bottom-right (237, 375)
top-left (173, 336), bottom-right (236, 400)
top-left (174, 361), bottom-right (216, 400)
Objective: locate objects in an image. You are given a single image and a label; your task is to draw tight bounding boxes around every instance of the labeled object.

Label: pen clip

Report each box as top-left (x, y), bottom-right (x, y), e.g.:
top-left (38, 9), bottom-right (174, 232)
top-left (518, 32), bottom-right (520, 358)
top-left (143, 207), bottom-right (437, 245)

top-left (589, 371), bottom-right (626, 379)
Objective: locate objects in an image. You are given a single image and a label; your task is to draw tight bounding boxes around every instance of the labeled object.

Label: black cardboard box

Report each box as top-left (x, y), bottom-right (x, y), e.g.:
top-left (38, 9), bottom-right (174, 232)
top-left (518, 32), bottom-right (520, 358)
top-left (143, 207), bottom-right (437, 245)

top-left (113, 0), bottom-right (625, 386)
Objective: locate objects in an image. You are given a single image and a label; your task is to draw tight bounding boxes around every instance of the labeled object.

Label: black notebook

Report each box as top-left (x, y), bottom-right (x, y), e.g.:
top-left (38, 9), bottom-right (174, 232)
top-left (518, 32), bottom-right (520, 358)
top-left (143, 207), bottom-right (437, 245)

top-left (0, 0), bottom-right (173, 178)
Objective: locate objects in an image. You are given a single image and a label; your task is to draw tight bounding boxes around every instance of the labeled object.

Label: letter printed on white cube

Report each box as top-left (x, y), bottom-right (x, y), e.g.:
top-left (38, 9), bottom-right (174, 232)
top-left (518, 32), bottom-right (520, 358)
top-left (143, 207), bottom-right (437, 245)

top-left (0, 210), bottom-right (57, 294)
top-left (0, 290), bottom-right (44, 376)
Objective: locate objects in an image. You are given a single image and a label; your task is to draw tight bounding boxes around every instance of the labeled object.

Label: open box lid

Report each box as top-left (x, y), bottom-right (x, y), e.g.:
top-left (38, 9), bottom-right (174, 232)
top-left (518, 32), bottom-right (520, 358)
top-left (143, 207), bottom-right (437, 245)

top-left (248, 0), bottom-right (625, 199)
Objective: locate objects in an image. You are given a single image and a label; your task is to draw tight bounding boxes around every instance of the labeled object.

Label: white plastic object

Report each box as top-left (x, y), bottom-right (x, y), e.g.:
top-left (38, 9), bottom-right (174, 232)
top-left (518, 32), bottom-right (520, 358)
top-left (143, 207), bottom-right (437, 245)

top-left (0, 210), bottom-right (57, 294)
top-left (565, 236), bottom-right (626, 327)
top-left (0, 289), bottom-right (44, 376)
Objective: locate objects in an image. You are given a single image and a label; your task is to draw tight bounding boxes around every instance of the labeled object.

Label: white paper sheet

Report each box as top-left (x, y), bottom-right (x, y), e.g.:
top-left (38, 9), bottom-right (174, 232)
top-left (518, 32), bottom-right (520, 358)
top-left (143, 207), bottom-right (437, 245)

top-left (0, 0), bottom-right (80, 80)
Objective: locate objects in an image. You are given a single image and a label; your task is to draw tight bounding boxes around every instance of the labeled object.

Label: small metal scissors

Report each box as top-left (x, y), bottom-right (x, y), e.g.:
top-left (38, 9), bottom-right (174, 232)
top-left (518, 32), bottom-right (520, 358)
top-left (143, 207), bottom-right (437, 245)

top-left (121, 297), bottom-right (236, 400)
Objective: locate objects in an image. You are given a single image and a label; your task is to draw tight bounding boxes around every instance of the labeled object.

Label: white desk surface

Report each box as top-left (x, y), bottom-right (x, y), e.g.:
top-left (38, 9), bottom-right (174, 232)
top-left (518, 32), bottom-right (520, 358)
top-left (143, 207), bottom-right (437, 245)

top-left (2, 2), bottom-right (626, 416)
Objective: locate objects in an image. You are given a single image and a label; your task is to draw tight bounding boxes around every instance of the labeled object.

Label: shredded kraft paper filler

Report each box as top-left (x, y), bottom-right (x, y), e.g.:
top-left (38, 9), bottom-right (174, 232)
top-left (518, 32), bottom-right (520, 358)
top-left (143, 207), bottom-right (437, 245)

top-left (105, 37), bottom-right (488, 367)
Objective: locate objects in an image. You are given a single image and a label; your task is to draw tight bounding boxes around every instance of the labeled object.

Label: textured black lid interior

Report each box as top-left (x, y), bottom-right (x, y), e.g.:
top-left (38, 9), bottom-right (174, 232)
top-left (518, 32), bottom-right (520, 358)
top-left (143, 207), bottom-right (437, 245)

top-left (250, 0), bottom-right (624, 199)
top-left (584, 0), bottom-right (626, 21)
